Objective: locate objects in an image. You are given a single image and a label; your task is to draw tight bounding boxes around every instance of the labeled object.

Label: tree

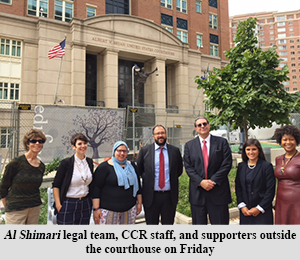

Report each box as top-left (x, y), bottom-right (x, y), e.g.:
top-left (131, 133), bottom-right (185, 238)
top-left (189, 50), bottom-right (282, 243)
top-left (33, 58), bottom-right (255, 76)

top-left (195, 17), bottom-right (298, 140)
top-left (61, 109), bottom-right (124, 158)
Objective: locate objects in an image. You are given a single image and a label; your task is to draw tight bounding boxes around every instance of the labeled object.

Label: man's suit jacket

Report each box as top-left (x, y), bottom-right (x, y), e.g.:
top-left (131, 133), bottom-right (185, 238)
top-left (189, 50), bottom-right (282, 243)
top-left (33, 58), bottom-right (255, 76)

top-left (137, 143), bottom-right (183, 208)
top-left (235, 159), bottom-right (275, 211)
top-left (183, 135), bottom-right (232, 206)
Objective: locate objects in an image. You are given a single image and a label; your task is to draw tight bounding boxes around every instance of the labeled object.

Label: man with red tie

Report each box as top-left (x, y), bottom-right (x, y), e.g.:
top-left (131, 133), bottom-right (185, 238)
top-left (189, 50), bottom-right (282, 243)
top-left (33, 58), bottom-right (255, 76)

top-left (184, 117), bottom-right (232, 224)
top-left (137, 125), bottom-right (183, 224)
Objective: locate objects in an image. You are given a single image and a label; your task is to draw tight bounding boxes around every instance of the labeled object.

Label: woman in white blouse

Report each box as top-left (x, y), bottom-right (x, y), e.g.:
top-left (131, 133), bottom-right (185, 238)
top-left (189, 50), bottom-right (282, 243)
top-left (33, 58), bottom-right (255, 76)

top-left (52, 133), bottom-right (94, 225)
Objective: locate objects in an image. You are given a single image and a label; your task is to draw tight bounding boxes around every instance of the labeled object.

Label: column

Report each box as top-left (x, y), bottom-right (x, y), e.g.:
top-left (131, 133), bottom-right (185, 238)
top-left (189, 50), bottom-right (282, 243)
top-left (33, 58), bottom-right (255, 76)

top-left (102, 50), bottom-right (118, 108)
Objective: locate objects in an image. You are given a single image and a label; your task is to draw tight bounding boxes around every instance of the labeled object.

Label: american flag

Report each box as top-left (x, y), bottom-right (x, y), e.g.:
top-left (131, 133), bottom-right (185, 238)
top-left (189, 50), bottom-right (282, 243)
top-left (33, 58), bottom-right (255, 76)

top-left (48, 39), bottom-right (66, 59)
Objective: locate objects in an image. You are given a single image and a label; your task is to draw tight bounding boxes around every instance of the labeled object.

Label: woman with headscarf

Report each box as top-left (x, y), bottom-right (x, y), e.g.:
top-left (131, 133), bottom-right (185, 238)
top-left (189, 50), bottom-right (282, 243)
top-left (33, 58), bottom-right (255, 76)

top-left (92, 141), bottom-right (142, 224)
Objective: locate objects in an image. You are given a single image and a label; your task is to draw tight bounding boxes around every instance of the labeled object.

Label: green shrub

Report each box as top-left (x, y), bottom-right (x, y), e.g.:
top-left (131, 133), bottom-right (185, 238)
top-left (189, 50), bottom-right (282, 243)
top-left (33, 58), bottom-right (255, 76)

top-left (177, 168), bottom-right (237, 217)
top-left (39, 188), bottom-right (48, 224)
top-left (45, 157), bottom-right (61, 176)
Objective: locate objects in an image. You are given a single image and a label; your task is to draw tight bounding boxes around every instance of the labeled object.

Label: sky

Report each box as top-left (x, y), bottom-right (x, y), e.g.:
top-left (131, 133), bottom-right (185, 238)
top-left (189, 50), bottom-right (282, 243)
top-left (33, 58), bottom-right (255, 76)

top-left (229, 0), bottom-right (300, 17)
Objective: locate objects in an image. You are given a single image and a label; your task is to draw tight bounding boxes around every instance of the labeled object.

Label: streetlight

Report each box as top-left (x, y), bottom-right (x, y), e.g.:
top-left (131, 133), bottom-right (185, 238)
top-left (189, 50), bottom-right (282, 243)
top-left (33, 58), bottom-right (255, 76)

top-left (132, 64), bottom-right (140, 154)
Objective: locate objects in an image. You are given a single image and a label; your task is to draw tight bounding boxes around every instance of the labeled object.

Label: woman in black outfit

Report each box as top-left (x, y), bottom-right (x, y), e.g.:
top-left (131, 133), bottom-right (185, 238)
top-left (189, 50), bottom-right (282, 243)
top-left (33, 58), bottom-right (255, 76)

top-left (53, 133), bottom-right (94, 225)
top-left (92, 141), bottom-right (142, 224)
top-left (235, 139), bottom-right (275, 225)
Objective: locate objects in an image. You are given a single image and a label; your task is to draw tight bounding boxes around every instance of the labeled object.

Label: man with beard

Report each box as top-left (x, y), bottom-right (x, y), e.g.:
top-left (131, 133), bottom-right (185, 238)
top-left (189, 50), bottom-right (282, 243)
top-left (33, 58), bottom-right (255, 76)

top-left (137, 125), bottom-right (183, 224)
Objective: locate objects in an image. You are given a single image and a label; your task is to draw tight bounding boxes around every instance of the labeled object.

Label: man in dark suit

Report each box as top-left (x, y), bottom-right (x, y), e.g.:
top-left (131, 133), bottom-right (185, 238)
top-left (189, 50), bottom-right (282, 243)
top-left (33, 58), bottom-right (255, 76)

top-left (137, 125), bottom-right (183, 224)
top-left (184, 116), bottom-right (232, 224)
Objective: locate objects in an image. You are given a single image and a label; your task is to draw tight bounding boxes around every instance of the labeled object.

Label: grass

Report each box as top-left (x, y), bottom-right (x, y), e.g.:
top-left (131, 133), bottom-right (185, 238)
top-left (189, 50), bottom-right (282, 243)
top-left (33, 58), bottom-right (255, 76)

top-left (176, 167), bottom-right (237, 217)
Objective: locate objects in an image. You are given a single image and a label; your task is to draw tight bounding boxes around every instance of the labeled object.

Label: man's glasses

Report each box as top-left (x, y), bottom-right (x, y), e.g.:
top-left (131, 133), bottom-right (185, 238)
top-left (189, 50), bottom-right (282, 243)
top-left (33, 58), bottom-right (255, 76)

top-left (196, 123), bottom-right (208, 128)
top-left (29, 139), bottom-right (45, 144)
top-left (116, 149), bottom-right (128, 154)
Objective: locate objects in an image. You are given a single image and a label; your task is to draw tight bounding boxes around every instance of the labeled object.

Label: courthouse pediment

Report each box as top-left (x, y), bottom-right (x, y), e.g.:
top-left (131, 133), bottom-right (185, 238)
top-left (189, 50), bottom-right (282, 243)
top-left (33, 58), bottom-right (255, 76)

top-left (83, 15), bottom-right (183, 47)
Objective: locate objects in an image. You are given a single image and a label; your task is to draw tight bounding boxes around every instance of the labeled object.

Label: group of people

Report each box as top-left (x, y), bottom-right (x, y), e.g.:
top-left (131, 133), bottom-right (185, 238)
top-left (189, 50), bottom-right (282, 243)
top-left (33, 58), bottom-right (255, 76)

top-left (1, 117), bottom-right (300, 225)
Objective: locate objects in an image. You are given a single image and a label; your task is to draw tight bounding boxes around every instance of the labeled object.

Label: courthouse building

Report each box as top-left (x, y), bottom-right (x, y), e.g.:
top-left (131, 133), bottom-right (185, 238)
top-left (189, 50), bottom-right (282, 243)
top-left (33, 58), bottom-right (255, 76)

top-left (0, 0), bottom-right (230, 154)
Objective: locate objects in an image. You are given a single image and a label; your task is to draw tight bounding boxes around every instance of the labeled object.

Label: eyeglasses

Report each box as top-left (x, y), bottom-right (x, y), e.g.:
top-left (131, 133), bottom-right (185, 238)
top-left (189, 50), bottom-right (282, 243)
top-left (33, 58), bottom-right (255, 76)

top-left (153, 132), bottom-right (166, 136)
top-left (116, 149), bottom-right (128, 154)
top-left (196, 123), bottom-right (208, 128)
top-left (29, 139), bottom-right (45, 144)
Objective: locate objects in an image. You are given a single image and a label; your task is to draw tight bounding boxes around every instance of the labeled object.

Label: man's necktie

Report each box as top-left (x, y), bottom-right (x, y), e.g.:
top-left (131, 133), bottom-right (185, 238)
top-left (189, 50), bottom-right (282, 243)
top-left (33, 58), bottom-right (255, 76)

top-left (202, 140), bottom-right (209, 179)
top-left (159, 147), bottom-right (165, 189)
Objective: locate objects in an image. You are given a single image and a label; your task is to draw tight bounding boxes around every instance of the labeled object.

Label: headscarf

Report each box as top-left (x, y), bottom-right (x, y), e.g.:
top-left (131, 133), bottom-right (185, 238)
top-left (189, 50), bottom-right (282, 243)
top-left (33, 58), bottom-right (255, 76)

top-left (112, 141), bottom-right (139, 197)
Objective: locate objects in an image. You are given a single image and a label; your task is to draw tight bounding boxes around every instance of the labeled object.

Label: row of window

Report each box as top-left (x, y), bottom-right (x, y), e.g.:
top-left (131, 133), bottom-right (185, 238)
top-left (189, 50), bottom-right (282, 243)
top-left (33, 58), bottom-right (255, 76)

top-left (161, 0), bottom-right (217, 14)
top-left (1, 38), bottom-right (21, 57)
top-left (0, 82), bottom-right (20, 100)
top-left (162, 13), bottom-right (219, 56)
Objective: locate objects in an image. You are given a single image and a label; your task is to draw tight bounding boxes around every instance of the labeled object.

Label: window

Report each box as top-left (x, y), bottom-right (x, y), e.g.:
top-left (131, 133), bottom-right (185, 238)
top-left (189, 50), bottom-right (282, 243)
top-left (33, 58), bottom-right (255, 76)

top-left (210, 44), bottom-right (218, 56)
top-left (55, 0), bottom-right (73, 22)
top-left (277, 22), bottom-right (285, 27)
top-left (197, 34), bottom-right (203, 48)
top-left (176, 0), bottom-right (187, 13)
top-left (279, 52), bottom-right (287, 56)
top-left (28, 0), bottom-right (48, 17)
top-left (0, 82), bottom-right (19, 100)
top-left (1, 38), bottom-right (21, 57)
top-left (106, 0), bottom-right (129, 14)
top-left (278, 45), bottom-right (287, 50)
top-left (196, 1), bottom-right (201, 13)
top-left (0, 0), bottom-right (11, 4)
top-left (161, 13), bottom-right (173, 26)
top-left (177, 17), bottom-right (188, 30)
top-left (165, 27), bottom-right (173, 33)
top-left (87, 6), bottom-right (96, 18)
top-left (177, 30), bottom-right (188, 43)
top-left (278, 34), bottom-right (286, 38)
top-left (161, 0), bottom-right (172, 9)
top-left (209, 34), bottom-right (219, 56)
top-left (208, 0), bottom-right (217, 8)
top-left (277, 15), bottom-right (285, 21)
top-left (209, 14), bottom-right (218, 29)
top-left (1, 128), bottom-right (10, 149)
top-left (277, 28), bottom-right (286, 33)
top-left (278, 39), bottom-right (287, 44)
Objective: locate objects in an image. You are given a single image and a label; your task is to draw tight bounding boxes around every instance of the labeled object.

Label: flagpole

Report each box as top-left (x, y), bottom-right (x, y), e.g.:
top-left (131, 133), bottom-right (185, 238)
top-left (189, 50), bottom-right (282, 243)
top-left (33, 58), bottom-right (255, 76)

top-left (54, 56), bottom-right (63, 104)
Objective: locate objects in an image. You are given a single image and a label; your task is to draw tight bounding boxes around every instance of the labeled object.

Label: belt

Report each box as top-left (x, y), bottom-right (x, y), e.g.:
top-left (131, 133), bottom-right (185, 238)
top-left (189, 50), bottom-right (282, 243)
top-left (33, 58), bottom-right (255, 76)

top-left (66, 195), bottom-right (89, 201)
top-left (154, 190), bottom-right (170, 193)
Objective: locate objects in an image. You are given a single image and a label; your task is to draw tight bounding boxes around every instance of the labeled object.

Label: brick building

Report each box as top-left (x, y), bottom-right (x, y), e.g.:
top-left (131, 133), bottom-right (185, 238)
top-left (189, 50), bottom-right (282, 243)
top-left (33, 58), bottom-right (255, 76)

top-left (230, 9), bottom-right (300, 92)
top-left (0, 0), bottom-right (230, 152)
